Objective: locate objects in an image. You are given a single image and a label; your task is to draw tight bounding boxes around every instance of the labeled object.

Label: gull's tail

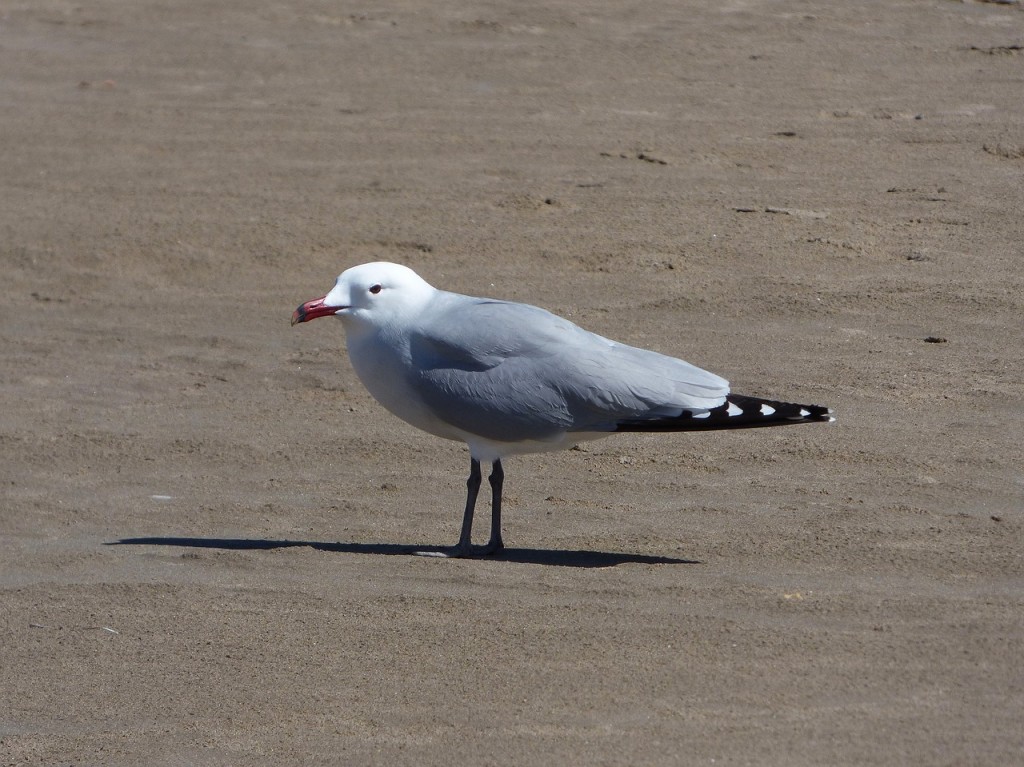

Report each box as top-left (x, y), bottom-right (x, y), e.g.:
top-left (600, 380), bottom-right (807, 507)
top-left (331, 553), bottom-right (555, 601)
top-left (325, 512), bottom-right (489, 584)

top-left (615, 394), bottom-right (835, 433)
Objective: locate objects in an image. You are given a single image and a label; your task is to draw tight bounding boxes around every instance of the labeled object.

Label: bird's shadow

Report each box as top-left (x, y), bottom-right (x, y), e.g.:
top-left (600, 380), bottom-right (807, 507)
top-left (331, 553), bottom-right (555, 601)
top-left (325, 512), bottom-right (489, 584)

top-left (108, 536), bottom-right (699, 568)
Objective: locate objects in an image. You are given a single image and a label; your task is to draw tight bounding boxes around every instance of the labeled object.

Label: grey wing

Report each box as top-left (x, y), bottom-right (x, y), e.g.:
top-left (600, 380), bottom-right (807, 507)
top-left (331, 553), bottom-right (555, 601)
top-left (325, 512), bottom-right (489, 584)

top-left (562, 339), bottom-right (730, 428)
top-left (408, 296), bottom-right (729, 442)
top-left (408, 299), bottom-right (579, 442)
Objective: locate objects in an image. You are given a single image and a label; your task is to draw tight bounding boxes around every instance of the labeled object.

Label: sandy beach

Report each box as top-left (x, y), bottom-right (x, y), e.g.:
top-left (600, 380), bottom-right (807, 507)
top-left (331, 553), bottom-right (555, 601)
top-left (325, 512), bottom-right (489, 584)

top-left (2, 1), bottom-right (1022, 764)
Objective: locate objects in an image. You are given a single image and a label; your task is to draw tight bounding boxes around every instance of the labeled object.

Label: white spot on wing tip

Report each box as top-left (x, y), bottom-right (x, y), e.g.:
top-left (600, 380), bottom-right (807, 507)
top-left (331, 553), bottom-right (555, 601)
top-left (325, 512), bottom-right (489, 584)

top-left (799, 408), bottom-right (810, 417)
top-left (727, 403), bottom-right (743, 417)
top-left (760, 404), bottom-right (776, 416)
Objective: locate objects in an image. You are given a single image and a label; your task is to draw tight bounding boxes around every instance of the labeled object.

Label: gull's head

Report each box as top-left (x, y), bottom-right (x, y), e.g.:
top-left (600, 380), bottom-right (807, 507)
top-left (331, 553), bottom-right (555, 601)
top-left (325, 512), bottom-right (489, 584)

top-left (291, 262), bottom-right (435, 329)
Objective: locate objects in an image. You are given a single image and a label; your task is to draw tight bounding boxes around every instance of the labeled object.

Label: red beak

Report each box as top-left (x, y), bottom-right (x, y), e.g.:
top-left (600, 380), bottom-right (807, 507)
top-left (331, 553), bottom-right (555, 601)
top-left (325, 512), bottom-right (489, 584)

top-left (291, 296), bottom-right (343, 326)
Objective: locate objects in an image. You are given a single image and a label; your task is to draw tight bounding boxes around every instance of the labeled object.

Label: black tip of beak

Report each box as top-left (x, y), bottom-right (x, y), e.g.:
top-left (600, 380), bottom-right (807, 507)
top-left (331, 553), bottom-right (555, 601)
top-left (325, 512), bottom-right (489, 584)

top-left (292, 296), bottom-right (342, 326)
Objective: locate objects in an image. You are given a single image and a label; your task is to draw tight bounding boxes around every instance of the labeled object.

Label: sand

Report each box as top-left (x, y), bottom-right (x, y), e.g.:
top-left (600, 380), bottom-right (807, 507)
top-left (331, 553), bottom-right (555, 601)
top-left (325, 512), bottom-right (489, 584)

top-left (2, 1), bottom-right (1022, 764)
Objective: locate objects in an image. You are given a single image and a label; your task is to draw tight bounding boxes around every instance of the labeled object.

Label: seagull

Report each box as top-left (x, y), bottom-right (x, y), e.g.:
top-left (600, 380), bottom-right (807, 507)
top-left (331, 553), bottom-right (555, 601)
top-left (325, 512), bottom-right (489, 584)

top-left (292, 262), bottom-right (833, 557)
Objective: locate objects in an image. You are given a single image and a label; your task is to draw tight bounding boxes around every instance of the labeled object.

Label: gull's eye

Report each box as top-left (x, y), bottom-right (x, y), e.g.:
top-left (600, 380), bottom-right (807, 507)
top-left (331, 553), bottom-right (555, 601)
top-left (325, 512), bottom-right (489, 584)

top-left (369, 284), bottom-right (382, 295)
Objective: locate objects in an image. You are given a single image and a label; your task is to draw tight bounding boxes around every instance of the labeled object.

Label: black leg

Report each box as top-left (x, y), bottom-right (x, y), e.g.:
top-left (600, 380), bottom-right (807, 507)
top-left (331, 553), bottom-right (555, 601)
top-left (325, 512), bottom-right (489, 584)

top-left (484, 459), bottom-right (505, 554)
top-left (455, 458), bottom-right (482, 554)
top-left (415, 457), bottom-right (502, 559)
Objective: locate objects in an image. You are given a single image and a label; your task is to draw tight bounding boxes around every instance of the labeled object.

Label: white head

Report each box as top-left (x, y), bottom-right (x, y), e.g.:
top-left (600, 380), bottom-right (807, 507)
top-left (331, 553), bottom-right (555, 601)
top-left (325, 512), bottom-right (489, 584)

top-left (291, 262), bottom-right (436, 330)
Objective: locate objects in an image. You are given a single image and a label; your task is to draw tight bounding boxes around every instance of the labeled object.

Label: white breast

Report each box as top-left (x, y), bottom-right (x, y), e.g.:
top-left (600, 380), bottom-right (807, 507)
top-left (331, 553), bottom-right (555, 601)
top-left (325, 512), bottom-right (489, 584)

top-left (345, 331), bottom-right (465, 444)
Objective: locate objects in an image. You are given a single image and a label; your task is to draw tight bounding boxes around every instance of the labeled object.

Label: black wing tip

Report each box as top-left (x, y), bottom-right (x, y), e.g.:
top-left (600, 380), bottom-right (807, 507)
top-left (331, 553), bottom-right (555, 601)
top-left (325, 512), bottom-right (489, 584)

top-left (615, 395), bottom-right (835, 432)
top-left (728, 394), bottom-right (835, 422)
top-left (794, 403), bottom-right (835, 422)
